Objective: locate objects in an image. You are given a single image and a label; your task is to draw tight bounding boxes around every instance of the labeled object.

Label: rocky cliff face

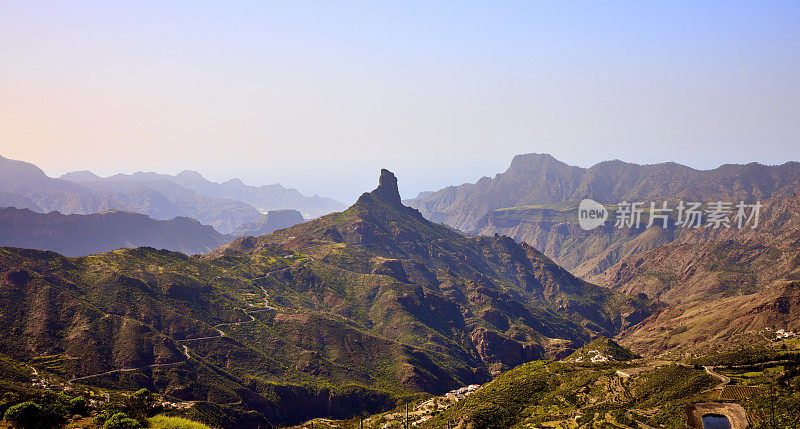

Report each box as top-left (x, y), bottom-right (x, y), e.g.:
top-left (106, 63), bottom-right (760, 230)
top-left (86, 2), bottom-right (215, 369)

top-left (595, 192), bottom-right (800, 355)
top-left (371, 169), bottom-right (404, 206)
top-left (474, 206), bottom-right (678, 278)
top-left (232, 209), bottom-right (305, 237)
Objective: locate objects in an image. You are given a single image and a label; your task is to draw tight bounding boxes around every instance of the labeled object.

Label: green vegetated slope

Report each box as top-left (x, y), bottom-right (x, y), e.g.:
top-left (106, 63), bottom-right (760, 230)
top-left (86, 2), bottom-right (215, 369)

top-left (413, 360), bottom-right (715, 429)
top-left (0, 170), bottom-right (652, 427)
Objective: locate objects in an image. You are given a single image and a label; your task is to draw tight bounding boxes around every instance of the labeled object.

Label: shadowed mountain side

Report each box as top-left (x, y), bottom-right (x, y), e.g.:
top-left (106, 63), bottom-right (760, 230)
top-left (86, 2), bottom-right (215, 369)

top-left (0, 207), bottom-right (235, 256)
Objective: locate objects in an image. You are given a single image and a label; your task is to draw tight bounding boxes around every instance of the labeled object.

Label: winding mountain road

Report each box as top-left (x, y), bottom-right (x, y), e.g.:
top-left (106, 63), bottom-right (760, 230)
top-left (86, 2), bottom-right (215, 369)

top-left (68, 345), bottom-right (191, 384)
top-left (64, 264), bottom-right (294, 385)
top-left (703, 366), bottom-right (731, 391)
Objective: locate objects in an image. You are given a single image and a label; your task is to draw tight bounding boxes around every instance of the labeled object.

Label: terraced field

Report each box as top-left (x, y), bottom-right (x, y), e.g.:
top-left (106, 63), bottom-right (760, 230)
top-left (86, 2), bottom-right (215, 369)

top-left (720, 385), bottom-right (761, 401)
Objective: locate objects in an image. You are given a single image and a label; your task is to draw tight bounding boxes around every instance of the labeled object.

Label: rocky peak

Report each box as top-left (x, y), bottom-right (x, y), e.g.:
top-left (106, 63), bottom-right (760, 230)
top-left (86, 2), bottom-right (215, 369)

top-left (372, 169), bottom-right (403, 206)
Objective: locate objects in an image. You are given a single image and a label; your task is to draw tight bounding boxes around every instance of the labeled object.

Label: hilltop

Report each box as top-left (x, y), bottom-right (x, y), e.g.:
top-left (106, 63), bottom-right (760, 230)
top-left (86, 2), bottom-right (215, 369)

top-left (565, 337), bottom-right (640, 363)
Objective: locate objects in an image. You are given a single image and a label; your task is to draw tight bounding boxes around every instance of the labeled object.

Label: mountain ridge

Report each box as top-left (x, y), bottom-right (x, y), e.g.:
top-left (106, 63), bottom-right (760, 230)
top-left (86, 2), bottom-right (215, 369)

top-left (0, 154), bottom-right (344, 234)
top-left (408, 153), bottom-right (800, 232)
top-left (0, 206), bottom-right (309, 257)
top-left (407, 153), bottom-right (800, 277)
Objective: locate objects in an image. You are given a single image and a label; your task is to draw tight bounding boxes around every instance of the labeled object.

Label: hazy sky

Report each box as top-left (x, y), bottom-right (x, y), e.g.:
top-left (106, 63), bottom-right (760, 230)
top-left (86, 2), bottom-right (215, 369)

top-left (2, 1), bottom-right (799, 202)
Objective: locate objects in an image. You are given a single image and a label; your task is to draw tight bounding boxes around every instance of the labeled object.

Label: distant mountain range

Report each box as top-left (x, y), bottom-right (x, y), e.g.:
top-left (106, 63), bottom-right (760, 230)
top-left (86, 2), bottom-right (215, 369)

top-left (0, 206), bottom-right (306, 257)
top-left (60, 168), bottom-right (345, 220)
top-left (0, 207), bottom-right (232, 256)
top-left (0, 155), bottom-right (345, 234)
top-left (407, 153), bottom-right (800, 276)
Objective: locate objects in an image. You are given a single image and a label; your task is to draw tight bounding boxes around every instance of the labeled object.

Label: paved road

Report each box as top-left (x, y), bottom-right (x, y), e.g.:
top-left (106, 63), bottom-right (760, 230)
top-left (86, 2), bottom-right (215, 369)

top-left (703, 366), bottom-right (731, 391)
top-left (69, 347), bottom-right (189, 384)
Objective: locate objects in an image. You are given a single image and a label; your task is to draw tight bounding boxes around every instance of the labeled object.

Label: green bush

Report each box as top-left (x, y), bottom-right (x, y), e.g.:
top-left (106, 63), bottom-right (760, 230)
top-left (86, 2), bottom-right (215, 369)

top-left (69, 396), bottom-right (87, 415)
top-left (126, 388), bottom-right (157, 420)
top-left (103, 412), bottom-right (143, 429)
top-left (0, 392), bottom-right (20, 417)
top-left (95, 408), bottom-right (126, 426)
top-left (149, 415), bottom-right (214, 429)
top-left (3, 401), bottom-right (42, 429)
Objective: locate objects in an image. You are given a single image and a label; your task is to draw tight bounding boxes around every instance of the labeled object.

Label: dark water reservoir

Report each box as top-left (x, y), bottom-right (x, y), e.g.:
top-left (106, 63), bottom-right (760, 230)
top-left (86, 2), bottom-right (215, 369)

top-left (702, 414), bottom-right (731, 429)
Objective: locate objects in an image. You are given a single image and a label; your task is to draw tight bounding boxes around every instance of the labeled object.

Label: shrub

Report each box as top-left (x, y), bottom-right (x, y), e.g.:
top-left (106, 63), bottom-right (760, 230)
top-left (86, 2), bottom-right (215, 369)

top-left (103, 412), bottom-right (143, 429)
top-left (148, 414), bottom-right (214, 429)
top-left (0, 392), bottom-right (20, 416)
top-left (69, 396), bottom-right (87, 415)
top-left (3, 401), bottom-right (42, 429)
top-left (126, 388), bottom-right (157, 420)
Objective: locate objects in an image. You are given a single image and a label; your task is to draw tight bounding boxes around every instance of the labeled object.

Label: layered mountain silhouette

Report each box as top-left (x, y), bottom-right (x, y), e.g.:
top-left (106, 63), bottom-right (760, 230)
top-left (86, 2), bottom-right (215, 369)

top-left (232, 209), bottom-right (305, 237)
top-left (61, 169), bottom-right (344, 220)
top-left (0, 207), bottom-right (233, 256)
top-left (0, 155), bottom-right (343, 234)
top-left (0, 207), bottom-right (306, 257)
top-left (0, 169), bottom-right (650, 426)
top-left (407, 153), bottom-right (800, 277)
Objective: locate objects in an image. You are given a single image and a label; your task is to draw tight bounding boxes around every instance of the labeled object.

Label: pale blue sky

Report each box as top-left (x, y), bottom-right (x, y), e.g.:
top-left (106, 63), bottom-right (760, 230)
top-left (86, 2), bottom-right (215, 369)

top-left (2, 1), bottom-right (799, 202)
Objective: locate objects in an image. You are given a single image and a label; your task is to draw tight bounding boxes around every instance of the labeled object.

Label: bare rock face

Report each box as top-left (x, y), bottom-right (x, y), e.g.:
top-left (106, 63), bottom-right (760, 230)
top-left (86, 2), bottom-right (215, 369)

top-left (373, 169), bottom-right (403, 206)
top-left (233, 209), bottom-right (305, 237)
top-left (470, 329), bottom-right (541, 375)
